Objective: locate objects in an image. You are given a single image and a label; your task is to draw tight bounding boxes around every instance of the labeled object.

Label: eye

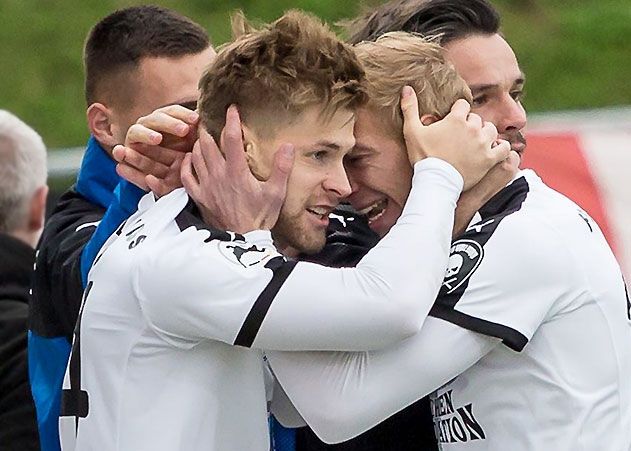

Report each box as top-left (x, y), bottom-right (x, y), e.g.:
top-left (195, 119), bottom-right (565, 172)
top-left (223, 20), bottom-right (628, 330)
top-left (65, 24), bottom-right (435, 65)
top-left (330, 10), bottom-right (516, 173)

top-left (510, 90), bottom-right (524, 102)
top-left (344, 154), bottom-right (366, 168)
top-left (471, 95), bottom-right (488, 107)
top-left (310, 150), bottom-right (329, 161)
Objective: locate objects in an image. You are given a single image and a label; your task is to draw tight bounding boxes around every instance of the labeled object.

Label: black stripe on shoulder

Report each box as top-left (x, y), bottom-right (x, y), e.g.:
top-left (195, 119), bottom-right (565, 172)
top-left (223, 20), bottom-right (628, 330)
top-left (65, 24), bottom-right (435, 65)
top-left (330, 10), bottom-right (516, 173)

top-left (429, 176), bottom-right (531, 344)
top-left (437, 176), bottom-right (531, 311)
top-left (431, 304), bottom-right (528, 352)
top-left (174, 198), bottom-right (244, 242)
top-left (478, 175), bottom-right (529, 220)
top-left (233, 258), bottom-right (298, 347)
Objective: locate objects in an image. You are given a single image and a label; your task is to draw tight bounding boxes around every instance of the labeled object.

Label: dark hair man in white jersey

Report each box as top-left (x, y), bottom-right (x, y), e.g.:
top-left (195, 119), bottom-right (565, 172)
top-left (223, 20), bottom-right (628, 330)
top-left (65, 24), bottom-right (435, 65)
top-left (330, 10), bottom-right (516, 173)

top-left (61, 11), bottom-right (509, 451)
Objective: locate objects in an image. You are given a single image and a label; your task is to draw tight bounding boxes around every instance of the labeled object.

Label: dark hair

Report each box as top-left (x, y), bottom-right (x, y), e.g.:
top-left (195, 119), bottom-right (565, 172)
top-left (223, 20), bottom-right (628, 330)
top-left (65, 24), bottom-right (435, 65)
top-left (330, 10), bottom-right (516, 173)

top-left (346, 0), bottom-right (500, 45)
top-left (84, 5), bottom-right (210, 105)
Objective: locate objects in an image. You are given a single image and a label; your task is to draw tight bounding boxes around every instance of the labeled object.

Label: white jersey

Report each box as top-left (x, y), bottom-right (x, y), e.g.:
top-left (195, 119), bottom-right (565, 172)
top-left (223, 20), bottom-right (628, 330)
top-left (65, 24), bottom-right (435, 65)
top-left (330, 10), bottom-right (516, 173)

top-left (268, 170), bottom-right (631, 450)
top-left (58, 159), bottom-right (464, 451)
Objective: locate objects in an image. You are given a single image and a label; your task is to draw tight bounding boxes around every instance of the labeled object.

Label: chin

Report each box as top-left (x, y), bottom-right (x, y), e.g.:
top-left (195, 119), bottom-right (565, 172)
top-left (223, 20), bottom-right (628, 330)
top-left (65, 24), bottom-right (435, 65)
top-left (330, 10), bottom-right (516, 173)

top-left (292, 233), bottom-right (327, 256)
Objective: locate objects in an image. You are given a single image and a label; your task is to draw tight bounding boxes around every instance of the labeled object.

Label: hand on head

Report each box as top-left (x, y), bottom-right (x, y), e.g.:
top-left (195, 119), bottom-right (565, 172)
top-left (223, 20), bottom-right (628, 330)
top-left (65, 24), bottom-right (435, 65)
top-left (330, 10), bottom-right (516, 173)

top-left (400, 86), bottom-right (511, 191)
top-left (112, 104), bottom-right (199, 197)
top-left (181, 105), bottom-right (295, 234)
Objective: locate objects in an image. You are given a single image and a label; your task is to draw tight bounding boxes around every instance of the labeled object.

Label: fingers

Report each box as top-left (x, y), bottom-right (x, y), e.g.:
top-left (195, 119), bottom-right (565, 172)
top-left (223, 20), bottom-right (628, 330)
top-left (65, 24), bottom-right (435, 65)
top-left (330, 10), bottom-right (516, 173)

top-left (488, 139), bottom-right (511, 165)
top-left (145, 154), bottom-right (184, 198)
top-left (400, 86), bottom-right (423, 131)
top-left (180, 153), bottom-right (201, 199)
top-left (466, 112), bottom-right (483, 129)
top-left (447, 98), bottom-right (472, 120)
top-left (115, 164), bottom-right (149, 191)
top-left (137, 106), bottom-right (199, 138)
top-left (191, 141), bottom-right (209, 186)
top-left (222, 105), bottom-right (249, 174)
top-left (266, 144), bottom-right (295, 202)
top-left (198, 127), bottom-right (225, 179)
top-left (112, 145), bottom-right (171, 179)
top-left (125, 124), bottom-right (163, 147)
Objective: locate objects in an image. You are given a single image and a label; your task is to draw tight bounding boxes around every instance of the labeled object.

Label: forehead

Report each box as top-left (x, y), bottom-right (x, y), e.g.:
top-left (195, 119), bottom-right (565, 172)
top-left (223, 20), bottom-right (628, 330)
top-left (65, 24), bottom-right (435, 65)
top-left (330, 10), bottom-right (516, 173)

top-left (352, 107), bottom-right (400, 154)
top-left (132, 48), bottom-right (215, 107)
top-left (269, 106), bottom-right (357, 150)
top-left (444, 34), bottom-right (522, 87)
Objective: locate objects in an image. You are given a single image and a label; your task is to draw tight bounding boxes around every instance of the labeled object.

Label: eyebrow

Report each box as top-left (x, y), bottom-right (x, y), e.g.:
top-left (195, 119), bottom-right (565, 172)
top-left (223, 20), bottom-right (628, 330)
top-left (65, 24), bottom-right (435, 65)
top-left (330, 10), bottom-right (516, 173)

top-left (314, 140), bottom-right (343, 150)
top-left (350, 143), bottom-right (377, 154)
top-left (469, 74), bottom-right (526, 93)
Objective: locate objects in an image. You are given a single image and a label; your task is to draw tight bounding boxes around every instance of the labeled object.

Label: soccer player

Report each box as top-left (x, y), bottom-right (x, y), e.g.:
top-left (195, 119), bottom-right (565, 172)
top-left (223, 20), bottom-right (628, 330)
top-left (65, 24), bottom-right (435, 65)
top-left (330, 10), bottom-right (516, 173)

top-left (61, 11), bottom-right (509, 451)
top-left (29, 7), bottom-right (213, 450)
top-left (265, 32), bottom-right (631, 450)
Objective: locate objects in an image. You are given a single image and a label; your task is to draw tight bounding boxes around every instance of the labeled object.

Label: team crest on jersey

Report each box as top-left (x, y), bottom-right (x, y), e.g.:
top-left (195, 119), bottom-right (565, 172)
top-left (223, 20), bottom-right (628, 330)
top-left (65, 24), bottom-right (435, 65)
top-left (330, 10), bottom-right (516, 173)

top-left (442, 239), bottom-right (484, 294)
top-left (218, 241), bottom-right (279, 268)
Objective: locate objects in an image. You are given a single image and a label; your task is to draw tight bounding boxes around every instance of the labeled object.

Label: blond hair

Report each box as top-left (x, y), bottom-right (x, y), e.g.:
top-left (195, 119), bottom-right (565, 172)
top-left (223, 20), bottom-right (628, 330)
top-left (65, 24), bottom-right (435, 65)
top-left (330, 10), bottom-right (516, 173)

top-left (354, 31), bottom-right (471, 139)
top-left (198, 10), bottom-right (367, 139)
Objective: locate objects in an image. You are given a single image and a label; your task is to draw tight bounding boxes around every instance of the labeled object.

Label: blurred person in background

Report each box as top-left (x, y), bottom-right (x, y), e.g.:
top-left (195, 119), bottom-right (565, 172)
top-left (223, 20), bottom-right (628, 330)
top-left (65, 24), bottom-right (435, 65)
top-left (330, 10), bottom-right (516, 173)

top-left (28, 6), bottom-right (214, 450)
top-left (0, 110), bottom-right (47, 451)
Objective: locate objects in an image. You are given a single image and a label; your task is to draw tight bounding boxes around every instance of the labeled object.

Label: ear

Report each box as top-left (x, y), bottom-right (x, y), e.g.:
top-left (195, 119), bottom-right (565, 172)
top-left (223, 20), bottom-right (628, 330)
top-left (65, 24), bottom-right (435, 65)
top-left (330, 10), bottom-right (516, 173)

top-left (87, 103), bottom-right (118, 149)
top-left (28, 185), bottom-right (49, 233)
top-left (241, 124), bottom-right (268, 180)
top-left (420, 114), bottom-right (440, 126)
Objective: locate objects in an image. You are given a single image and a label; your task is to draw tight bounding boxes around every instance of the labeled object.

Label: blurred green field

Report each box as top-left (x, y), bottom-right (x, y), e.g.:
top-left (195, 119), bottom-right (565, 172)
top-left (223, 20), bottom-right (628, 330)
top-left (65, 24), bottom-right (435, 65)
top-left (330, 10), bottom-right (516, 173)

top-left (1, 0), bottom-right (630, 148)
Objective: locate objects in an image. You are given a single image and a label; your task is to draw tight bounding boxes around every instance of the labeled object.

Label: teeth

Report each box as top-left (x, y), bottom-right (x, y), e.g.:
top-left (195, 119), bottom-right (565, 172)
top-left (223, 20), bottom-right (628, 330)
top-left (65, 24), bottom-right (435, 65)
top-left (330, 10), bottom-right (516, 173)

top-left (358, 199), bottom-right (387, 219)
top-left (309, 207), bottom-right (328, 215)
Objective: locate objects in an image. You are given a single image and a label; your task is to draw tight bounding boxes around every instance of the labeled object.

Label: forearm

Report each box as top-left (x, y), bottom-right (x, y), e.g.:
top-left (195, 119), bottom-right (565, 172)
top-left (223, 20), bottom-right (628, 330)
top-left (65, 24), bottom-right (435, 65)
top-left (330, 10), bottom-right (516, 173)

top-left (267, 317), bottom-right (498, 443)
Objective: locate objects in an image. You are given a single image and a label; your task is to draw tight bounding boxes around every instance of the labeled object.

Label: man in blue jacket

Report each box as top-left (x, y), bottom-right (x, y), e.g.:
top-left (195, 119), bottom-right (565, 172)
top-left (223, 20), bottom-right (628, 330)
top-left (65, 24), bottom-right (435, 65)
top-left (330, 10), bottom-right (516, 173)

top-left (29, 6), bottom-right (214, 450)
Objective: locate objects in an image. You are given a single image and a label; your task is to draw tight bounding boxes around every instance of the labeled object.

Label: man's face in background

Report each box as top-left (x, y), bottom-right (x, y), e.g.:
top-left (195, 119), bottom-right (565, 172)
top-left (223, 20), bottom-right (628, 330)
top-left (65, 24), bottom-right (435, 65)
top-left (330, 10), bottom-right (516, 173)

top-left (444, 33), bottom-right (527, 157)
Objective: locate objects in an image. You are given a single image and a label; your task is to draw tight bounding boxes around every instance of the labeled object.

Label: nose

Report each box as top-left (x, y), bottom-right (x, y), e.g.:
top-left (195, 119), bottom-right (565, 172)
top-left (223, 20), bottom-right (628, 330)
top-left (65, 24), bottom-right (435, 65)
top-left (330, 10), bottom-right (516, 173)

top-left (324, 163), bottom-right (353, 199)
top-left (497, 94), bottom-right (527, 135)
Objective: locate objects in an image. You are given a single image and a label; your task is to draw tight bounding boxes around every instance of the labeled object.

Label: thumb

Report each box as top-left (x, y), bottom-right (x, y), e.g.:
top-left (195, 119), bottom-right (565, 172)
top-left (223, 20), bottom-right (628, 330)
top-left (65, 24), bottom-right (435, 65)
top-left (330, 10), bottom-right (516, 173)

top-left (400, 86), bottom-right (423, 132)
top-left (266, 144), bottom-right (295, 199)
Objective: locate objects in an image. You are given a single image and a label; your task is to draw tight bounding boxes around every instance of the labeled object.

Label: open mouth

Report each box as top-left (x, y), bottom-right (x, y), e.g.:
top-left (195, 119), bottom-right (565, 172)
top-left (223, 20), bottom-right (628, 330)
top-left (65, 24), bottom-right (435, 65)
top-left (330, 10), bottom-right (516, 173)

top-left (307, 206), bottom-right (333, 222)
top-left (357, 199), bottom-right (388, 224)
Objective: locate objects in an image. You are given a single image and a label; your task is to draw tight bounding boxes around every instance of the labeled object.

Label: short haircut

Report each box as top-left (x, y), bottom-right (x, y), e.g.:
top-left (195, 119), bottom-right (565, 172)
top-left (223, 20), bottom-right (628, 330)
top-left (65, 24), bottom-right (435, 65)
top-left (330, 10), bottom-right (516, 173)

top-left (354, 32), bottom-right (471, 139)
top-left (198, 10), bottom-right (367, 140)
top-left (345, 0), bottom-right (500, 45)
top-left (84, 5), bottom-right (210, 105)
top-left (0, 111), bottom-right (47, 233)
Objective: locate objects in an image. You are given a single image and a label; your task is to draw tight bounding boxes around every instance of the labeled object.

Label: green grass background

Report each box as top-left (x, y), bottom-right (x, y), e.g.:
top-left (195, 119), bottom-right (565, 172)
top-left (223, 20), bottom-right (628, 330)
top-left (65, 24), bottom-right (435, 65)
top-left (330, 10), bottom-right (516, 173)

top-left (1, 0), bottom-right (630, 148)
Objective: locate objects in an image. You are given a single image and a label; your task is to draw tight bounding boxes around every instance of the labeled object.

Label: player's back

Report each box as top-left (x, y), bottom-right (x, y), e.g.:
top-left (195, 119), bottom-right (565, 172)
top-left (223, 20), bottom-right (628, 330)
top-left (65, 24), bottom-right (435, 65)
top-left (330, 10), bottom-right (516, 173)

top-left (431, 170), bottom-right (631, 450)
top-left (61, 190), bottom-right (271, 451)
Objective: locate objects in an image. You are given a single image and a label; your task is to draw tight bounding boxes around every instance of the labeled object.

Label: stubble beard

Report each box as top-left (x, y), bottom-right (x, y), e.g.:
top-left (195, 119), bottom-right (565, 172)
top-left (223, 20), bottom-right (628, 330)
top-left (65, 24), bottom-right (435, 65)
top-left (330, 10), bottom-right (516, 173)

top-left (272, 210), bottom-right (327, 256)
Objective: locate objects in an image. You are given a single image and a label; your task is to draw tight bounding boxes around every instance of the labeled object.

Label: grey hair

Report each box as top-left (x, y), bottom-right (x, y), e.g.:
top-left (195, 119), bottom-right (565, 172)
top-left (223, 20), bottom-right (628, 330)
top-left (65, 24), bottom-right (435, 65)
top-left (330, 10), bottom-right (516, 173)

top-left (0, 110), bottom-right (47, 233)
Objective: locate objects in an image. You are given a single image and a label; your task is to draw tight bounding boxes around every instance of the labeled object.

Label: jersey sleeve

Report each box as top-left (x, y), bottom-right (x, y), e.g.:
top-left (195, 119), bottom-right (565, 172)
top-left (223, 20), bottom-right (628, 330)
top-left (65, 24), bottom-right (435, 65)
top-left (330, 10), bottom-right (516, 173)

top-left (266, 316), bottom-right (499, 444)
top-left (429, 209), bottom-right (575, 351)
top-left (133, 158), bottom-right (464, 351)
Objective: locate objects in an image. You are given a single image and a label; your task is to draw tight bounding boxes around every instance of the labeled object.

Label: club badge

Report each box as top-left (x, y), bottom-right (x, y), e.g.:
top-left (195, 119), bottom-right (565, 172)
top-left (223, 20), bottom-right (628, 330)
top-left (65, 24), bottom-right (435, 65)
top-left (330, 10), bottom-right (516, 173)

top-left (442, 239), bottom-right (484, 294)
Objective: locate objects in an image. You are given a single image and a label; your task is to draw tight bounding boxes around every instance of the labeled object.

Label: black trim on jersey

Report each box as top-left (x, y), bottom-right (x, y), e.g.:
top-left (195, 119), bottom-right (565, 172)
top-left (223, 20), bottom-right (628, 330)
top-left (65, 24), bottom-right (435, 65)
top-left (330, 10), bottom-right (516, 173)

top-left (234, 258), bottom-right (298, 347)
top-left (174, 199), bottom-right (245, 242)
top-left (430, 176), bottom-right (530, 351)
top-left (60, 280), bottom-right (93, 424)
top-left (431, 305), bottom-right (528, 351)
